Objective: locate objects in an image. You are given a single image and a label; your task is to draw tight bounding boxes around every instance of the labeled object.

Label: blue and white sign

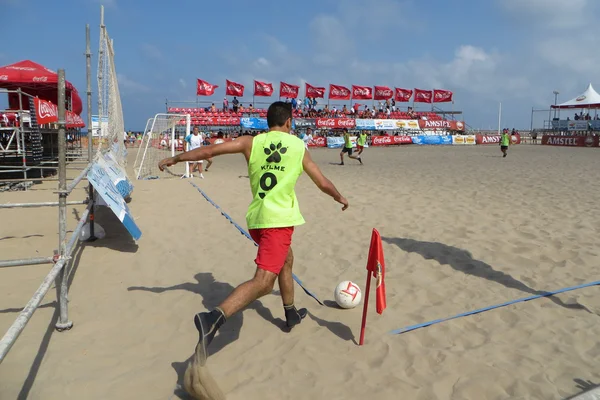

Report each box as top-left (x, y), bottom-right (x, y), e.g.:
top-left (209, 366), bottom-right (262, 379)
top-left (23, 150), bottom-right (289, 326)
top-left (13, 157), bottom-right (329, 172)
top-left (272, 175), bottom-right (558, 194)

top-left (326, 136), bottom-right (359, 148)
top-left (240, 117), bottom-right (297, 130)
top-left (99, 153), bottom-right (134, 199)
top-left (356, 119), bottom-right (376, 130)
top-left (87, 163), bottom-right (142, 240)
top-left (411, 135), bottom-right (453, 145)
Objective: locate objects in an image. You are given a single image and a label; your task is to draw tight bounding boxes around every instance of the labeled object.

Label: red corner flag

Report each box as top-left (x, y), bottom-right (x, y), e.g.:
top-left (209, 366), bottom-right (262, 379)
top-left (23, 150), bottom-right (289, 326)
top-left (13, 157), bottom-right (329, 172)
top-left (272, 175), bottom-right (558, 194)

top-left (359, 228), bottom-right (386, 345)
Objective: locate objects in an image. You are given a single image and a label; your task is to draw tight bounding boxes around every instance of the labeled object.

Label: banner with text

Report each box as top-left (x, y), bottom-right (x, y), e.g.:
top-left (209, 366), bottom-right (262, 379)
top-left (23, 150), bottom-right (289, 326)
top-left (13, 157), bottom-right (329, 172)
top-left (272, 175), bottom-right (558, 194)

top-left (541, 135), bottom-right (599, 147)
top-left (475, 134), bottom-right (521, 145)
top-left (411, 135), bottom-right (453, 145)
top-left (452, 135), bottom-right (476, 145)
top-left (327, 136), bottom-right (358, 148)
top-left (370, 135), bottom-right (413, 146)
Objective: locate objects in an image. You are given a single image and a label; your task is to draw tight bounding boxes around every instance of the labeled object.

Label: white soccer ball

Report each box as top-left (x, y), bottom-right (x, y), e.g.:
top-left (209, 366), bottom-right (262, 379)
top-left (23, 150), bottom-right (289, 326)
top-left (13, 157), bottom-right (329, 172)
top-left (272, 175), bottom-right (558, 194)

top-left (334, 281), bottom-right (362, 309)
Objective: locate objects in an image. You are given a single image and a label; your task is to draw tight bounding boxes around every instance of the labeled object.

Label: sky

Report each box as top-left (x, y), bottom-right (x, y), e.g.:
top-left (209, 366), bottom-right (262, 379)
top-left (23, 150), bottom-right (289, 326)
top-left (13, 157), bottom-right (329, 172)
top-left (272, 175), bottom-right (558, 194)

top-left (1, 0), bottom-right (599, 131)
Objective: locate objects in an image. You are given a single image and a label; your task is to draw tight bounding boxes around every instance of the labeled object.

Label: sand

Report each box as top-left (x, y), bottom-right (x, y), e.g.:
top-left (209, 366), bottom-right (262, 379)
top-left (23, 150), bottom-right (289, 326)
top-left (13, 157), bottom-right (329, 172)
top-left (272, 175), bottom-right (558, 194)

top-left (2, 143), bottom-right (600, 400)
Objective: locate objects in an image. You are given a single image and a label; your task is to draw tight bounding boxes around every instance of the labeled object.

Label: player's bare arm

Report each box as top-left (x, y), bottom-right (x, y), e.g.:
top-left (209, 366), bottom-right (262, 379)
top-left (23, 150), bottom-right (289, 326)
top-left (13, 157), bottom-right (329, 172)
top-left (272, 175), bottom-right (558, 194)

top-left (158, 136), bottom-right (252, 170)
top-left (302, 150), bottom-right (349, 210)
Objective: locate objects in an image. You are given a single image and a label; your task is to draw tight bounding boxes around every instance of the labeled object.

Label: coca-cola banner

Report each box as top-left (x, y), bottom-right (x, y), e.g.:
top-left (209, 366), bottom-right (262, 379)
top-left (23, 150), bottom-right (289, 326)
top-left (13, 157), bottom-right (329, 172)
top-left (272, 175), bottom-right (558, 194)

top-left (316, 118), bottom-right (356, 129)
top-left (197, 79), bottom-right (218, 96)
top-left (418, 120), bottom-right (465, 131)
top-left (414, 88), bottom-right (433, 103)
top-left (294, 118), bottom-right (316, 128)
top-left (329, 84), bottom-right (351, 100)
top-left (306, 83), bottom-right (326, 98)
top-left (433, 89), bottom-right (453, 103)
top-left (370, 135), bottom-right (413, 146)
top-left (34, 97), bottom-right (85, 128)
top-left (374, 86), bottom-right (393, 100)
top-left (352, 85), bottom-right (373, 100)
top-left (395, 88), bottom-right (413, 102)
top-left (541, 135), bottom-right (599, 147)
top-left (280, 81), bottom-right (299, 98)
top-left (254, 80), bottom-right (273, 97)
top-left (307, 136), bottom-right (327, 147)
top-left (225, 79), bottom-right (244, 96)
top-left (475, 134), bottom-right (521, 145)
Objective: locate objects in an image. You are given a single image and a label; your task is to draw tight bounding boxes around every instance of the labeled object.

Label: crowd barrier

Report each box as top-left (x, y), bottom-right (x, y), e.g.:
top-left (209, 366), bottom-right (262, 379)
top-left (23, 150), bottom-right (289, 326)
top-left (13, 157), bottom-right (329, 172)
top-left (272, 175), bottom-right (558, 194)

top-left (541, 134), bottom-right (599, 147)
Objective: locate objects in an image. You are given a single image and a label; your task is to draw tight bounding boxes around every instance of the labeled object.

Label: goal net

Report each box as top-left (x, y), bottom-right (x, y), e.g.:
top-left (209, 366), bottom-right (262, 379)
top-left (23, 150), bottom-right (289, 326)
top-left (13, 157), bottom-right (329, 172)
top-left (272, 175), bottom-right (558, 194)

top-left (134, 113), bottom-right (190, 180)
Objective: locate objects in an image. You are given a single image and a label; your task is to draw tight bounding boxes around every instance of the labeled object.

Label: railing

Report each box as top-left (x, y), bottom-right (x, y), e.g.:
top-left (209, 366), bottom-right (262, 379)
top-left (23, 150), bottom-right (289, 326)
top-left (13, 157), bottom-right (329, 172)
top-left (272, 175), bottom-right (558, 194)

top-left (0, 27), bottom-right (96, 365)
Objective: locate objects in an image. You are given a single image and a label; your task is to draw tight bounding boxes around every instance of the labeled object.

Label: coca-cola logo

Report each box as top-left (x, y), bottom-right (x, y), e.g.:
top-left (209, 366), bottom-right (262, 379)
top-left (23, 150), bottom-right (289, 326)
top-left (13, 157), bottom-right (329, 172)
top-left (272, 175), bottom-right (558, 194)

top-left (33, 76), bottom-right (48, 82)
top-left (331, 87), bottom-right (349, 96)
top-left (317, 118), bottom-right (336, 127)
top-left (353, 88), bottom-right (371, 96)
top-left (375, 89), bottom-right (392, 97)
top-left (7, 66), bottom-right (35, 71)
top-left (281, 85), bottom-right (296, 94)
top-left (37, 100), bottom-right (57, 119)
top-left (0, 75), bottom-right (8, 81)
top-left (228, 84), bottom-right (242, 93)
top-left (200, 83), bottom-right (213, 91)
top-left (373, 136), bottom-right (392, 145)
top-left (309, 137), bottom-right (326, 146)
top-left (337, 119), bottom-right (355, 127)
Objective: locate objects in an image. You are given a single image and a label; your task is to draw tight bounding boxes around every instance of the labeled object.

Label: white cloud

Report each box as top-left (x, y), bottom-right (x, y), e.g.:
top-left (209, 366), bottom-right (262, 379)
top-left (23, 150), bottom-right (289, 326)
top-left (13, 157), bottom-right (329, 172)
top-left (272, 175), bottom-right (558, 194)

top-left (141, 43), bottom-right (162, 60)
top-left (117, 74), bottom-right (150, 94)
top-left (178, 78), bottom-right (186, 89)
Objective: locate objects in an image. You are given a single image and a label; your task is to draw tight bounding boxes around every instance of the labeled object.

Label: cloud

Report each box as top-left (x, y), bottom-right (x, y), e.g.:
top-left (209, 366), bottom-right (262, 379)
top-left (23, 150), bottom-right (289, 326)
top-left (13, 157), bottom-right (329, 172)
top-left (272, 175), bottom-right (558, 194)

top-left (141, 43), bottom-right (163, 60)
top-left (117, 74), bottom-right (150, 95)
top-left (178, 78), bottom-right (186, 89)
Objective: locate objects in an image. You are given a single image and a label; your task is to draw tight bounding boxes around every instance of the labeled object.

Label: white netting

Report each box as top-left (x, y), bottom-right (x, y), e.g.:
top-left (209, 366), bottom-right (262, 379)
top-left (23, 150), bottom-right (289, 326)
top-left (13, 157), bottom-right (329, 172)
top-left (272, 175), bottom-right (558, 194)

top-left (96, 25), bottom-right (126, 166)
top-left (134, 113), bottom-right (190, 180)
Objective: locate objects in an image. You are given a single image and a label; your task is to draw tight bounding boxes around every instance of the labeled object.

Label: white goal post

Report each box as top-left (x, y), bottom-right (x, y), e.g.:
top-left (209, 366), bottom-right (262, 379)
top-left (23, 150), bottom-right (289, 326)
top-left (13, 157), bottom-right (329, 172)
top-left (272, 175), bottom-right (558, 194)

top-left (134, 113), bottom-right (190, 180)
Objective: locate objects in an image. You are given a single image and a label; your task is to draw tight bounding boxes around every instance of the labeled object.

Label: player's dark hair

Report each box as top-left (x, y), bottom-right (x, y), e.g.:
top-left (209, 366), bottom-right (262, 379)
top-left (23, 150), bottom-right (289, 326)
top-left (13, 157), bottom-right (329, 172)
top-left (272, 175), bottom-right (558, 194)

top-left (267, 101), bottom-right (293, 128)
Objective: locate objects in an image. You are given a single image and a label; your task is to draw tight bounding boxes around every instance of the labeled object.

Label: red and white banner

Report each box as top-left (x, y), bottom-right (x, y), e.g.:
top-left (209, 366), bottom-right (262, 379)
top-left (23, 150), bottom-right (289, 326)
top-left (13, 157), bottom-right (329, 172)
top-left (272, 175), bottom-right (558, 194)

top-left (541, 135), bottom-right (599, 147)
top-left (316, 118), bottom-right (356, 129)
top-left (329, 84), bottom-right (351, 100)
top-left (189, 117), bottom-right (241, 126)
top-left (254, 80), bottom-right (273, 97)
top-left (306, 83), bottom-right (325, 98)
top-left (374, 86), bottom-right (393, 100)
top-left (307, 136), bottom-right (327, 147)
top-left (196, 79), bottom-right (218, 96)
top-left (475, 134), bottom-right (521, 145)
top-left (34, 97), bottom-right (85, 128)
top-left (352, 85), bottom-right (373, 100)
top-left (414, 88), bottom-right (433, 103)
top-left (433, 89), bottom-right (453, 103)
top-left (370, 135), bottom-right (413, 146)
top-left (225, 79), bottom-right (244, 97)
top-left (280, 81), bottom-right (299, 98)
top-left (419, 120), bottom-right (465, 131)
top-left (395, 88), bottom-right (413, 102)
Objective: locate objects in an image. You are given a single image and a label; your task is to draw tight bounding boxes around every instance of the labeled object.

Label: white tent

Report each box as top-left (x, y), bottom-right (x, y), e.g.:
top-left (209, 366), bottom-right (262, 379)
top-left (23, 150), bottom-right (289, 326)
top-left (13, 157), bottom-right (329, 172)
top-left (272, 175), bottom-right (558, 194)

top-left (552, 83), bottom-right (600, 109)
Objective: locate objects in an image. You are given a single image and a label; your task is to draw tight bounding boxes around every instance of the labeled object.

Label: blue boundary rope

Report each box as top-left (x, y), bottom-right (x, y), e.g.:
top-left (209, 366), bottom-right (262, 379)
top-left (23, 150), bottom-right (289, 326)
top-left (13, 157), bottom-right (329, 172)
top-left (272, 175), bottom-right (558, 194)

top-left (188, 181), bottom-right (324, 306)
top-left (390, 279), bottom-right (600, 335)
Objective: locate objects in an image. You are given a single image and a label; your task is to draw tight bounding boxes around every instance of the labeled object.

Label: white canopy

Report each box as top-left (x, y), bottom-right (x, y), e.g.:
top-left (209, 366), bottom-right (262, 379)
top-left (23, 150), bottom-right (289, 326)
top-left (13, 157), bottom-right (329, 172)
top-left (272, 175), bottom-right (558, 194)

top-left (552, 83), bottom-right (600, 109)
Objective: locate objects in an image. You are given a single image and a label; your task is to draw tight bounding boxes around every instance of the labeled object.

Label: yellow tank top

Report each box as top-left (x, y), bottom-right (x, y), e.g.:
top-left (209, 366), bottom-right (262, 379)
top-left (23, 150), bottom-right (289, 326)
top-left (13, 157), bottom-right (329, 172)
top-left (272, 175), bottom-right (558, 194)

top-left (246, 131), bottom-right (306, 229)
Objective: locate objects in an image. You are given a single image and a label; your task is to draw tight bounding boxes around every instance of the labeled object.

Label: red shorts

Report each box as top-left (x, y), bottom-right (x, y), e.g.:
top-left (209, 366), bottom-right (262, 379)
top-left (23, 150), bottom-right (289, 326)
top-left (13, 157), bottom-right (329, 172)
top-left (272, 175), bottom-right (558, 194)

top-left (249, 227), bottom-right (294, 275)
top-left (357, 145), bottom-right (364, 151)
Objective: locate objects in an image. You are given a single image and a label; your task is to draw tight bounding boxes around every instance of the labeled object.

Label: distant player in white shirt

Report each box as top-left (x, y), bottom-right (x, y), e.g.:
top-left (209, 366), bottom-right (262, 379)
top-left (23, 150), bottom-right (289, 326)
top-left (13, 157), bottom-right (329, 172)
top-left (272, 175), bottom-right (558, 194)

top-left (299, 128), bottom-right (313, 149)
top-left (185, 126), bottom-right (205, 178)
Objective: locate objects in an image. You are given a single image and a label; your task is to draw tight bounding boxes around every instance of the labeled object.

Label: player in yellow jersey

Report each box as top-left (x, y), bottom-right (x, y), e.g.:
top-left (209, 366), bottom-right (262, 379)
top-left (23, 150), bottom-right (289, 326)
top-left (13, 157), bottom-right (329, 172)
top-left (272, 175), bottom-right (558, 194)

top-left (159, 101), bottom-right (348, 360)
top-left (339, 128), bottom-right (362, 165)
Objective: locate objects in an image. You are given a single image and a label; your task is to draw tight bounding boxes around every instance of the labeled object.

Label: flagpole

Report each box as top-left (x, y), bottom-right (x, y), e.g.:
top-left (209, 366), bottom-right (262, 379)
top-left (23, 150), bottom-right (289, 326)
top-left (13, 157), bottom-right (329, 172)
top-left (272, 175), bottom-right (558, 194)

top-left (359, 266), bottom-right (373, 346)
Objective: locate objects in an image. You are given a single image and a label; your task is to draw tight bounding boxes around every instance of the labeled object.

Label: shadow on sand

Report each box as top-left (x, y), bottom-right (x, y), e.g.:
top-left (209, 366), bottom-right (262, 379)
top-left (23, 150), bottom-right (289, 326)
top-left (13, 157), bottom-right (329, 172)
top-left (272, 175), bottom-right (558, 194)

top-left (564, 379), bottom-right (600, 399)
top-left (382, 237), bottom-right (590, 312)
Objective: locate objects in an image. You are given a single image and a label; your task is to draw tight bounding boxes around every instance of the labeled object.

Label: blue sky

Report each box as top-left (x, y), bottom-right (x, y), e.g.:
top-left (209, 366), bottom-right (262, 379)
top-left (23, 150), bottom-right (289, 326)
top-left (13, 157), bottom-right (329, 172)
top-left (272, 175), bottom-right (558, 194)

top-left (1, 0), bottom-right (599, 131)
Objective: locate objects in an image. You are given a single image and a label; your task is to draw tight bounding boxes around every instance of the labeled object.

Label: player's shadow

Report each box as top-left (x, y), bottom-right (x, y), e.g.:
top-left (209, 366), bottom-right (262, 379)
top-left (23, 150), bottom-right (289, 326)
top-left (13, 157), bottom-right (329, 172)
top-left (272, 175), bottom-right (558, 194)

top-left (382, 237), bottom-right (591, 312)
top-left (128, 272), bottom-right (286, 399)
top-left (564, 379), bottom-right (600, 399)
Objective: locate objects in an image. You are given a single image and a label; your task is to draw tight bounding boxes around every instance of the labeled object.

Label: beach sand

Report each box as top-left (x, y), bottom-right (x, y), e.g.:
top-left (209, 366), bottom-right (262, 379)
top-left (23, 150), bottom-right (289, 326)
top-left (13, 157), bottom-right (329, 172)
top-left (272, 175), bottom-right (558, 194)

top-left (2, 144), bottom-right (600, 399)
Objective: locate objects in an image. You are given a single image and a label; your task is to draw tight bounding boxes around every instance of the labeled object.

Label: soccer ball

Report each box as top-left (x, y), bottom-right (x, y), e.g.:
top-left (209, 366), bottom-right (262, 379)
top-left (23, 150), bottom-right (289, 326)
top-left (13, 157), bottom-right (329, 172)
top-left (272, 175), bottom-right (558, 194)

top-left (334, 281), bottom-right (362, 309)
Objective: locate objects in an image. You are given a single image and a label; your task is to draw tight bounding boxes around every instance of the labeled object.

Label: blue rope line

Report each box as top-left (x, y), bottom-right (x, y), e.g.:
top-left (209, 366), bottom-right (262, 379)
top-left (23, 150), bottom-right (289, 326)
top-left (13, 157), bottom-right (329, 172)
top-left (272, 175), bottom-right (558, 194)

top-left (188, 181), bottom-right (323, 306)
top-left (390, 279), bottom-right (600, 335)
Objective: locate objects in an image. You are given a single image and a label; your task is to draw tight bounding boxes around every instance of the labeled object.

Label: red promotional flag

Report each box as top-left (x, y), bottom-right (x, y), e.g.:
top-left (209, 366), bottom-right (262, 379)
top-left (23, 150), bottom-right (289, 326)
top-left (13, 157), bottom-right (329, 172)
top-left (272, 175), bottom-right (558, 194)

top-left (196, 79), bottom-right (218, 96)
top-left (414, 88), bottom-right (433, 103)
top-left (254, 80), bottom-right (274, 97)
top-left (374, 86), bottom-right (393, 100)
top-left (225, 79), bottom-right (245, 97)
top-left (433, 89), bottom-right (453, 103)
top-left (328, 84), bottom-right (351, 100)
top-left (280, 81), bottom-right (299, 98)
top-left (366, 229), bottom-right (386, 314)
top-left (394, 88), bottom-right (413, 102)
top-left (352, 85), bottom-right (373, 100)
top-left (305, 83), bottom-right (325, 98)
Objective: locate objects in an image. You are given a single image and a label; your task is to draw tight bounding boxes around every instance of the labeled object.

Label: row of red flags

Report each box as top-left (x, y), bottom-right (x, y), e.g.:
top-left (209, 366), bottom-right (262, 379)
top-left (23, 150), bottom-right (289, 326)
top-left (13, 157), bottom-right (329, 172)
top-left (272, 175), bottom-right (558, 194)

top-left (197, 79), bottom-right (453, 103)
